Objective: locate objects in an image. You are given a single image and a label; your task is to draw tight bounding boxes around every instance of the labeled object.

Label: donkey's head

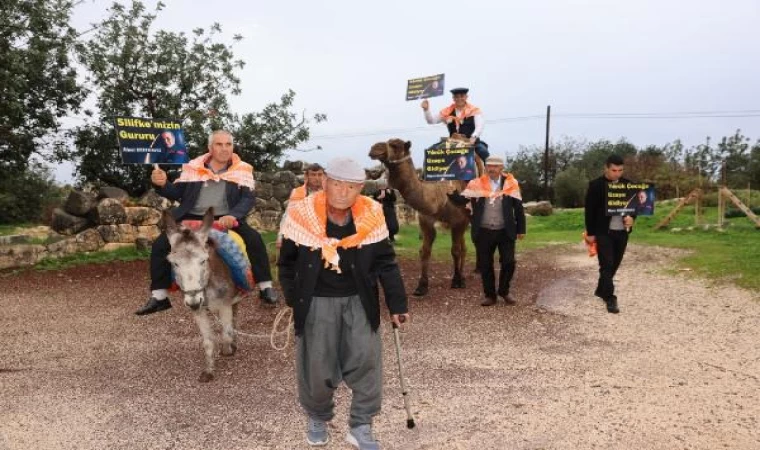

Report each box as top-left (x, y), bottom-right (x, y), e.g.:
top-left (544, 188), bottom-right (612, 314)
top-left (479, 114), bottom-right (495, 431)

top-left (164, 208), bottom-right (214, 311)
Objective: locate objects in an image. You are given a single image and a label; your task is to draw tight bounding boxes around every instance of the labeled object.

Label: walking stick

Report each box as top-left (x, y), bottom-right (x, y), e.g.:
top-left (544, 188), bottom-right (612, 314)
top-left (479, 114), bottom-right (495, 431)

top-left (392, 317), bottom-right (416, 429)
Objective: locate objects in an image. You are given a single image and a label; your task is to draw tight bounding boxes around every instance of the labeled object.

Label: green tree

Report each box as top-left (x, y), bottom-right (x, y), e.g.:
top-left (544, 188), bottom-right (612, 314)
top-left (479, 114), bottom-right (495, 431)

top-left (715, 130), bottom-right (752, 188)
top-left (70, 1), bottom-right (324, 195)
top-left (231, 90), bottom-right (326, 172)
top-left (0, 162), bottom-right (65, 224)
top-left (507, 148), bottom-right (543, 202)
top-left (0, 0), bottom-right (83, 175)
top-left (554, 166), bottom-right (588, 208)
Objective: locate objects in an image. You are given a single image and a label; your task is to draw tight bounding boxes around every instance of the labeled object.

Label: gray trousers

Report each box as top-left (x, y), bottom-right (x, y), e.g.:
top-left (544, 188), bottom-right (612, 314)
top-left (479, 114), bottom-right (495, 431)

top-left (296, 295), bottom-right (383, 428)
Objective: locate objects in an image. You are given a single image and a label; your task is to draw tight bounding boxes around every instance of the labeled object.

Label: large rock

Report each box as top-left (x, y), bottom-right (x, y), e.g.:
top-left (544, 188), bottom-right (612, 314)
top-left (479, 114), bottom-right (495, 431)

top-left (46, 237), bottom-right (78, 258)
top-left (272, 183), bottom-right (293, 202)
top-left (51, 208), bottom-right (91, 235)
top-left (98, 186), bottom-right (129, 203)
top-left (275, 171), bottom-right (297, 187)
top-left (137, 190), bottom-right (172, 210)
top-left (136, 225), bottom-right (161, 242)
top-left (523, 201), bottom-right (553, 216)
top-left (75, 228), bottom-right (105, 252)
top-left (0, 245), bottom-right (47, 270)
top-left (125, 207), bottom-right (162, 226)
top-left (92, 198), bottom-right (127, 225)
top-left (256, 172), bottom-right (274, 183)
top-left (256, 182), bottom-right (274, 200)
top-left (282, 160), bottom-right (305, 174)
top-left (64, 190), bottom-right (98, 216)
top-left (98, 224), bottom-right (137, 243)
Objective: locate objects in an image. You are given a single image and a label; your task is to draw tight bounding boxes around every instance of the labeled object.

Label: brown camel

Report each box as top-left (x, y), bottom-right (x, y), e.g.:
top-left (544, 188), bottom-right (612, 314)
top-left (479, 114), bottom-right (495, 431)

top-left (369, 138), bottom-right (470, 296)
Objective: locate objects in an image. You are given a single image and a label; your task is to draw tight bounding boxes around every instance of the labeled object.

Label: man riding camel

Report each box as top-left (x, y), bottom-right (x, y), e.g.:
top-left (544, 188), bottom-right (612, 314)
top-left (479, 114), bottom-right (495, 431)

top-left (421, 87), bottom-right (490, 162)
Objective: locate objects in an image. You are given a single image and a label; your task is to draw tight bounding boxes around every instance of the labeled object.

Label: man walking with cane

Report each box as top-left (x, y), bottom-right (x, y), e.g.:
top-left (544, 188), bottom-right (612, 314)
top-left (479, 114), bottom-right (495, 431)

top-left (278, 157), bottom-right (410, 449)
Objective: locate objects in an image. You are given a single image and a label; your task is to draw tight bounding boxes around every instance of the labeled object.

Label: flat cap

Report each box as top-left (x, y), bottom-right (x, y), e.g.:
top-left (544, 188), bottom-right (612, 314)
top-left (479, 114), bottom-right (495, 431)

top-left (325, 157), bottom-right (365, 183)
top-left (450, 87), bottom-right (469, 95)
top-left (485, 156), bottom-right (504, 166)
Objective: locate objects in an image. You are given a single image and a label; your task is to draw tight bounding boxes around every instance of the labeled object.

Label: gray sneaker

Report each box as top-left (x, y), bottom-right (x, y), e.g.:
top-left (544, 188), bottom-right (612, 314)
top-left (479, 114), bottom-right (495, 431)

top-left (346, 424), bottom-right (380, 450)
top-left (306, 417), bottom-right (329, 446)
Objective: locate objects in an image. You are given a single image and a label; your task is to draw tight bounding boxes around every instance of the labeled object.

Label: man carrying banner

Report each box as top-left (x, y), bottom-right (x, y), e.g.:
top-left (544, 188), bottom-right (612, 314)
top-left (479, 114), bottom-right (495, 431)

top-left (584, 154), bottom-right (636, 314)
top-left (421, 87), bottom-right (490, 162)
top-left (135, 130), bottom-right (278, 315)
top-left (278, 157), bottom-right (409, 449)
top-left (449, 157), bottom-right (525, 306)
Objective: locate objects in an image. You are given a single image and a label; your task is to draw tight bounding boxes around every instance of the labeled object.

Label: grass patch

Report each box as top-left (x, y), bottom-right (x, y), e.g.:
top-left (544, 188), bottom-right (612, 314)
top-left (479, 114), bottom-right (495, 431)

top-left (530, 207), bottom-right (759, 291)
top-left (0, 223), bottom-right (37, 236)
top-left (34, 246), bottom-right (151, 271)
top-left (391, 205), bottom-right (759, 291)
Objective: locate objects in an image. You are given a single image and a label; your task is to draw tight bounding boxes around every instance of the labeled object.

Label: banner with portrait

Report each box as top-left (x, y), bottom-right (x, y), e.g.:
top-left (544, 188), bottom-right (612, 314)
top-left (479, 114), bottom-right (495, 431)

top-left (422, 140), bottom-right (476, 181)
top-left (606, 182), bottom-right (656, 216)
top-left (114, 117), bottom-right (189, 165)
top-left (406, 73), bottom-right (445, 101)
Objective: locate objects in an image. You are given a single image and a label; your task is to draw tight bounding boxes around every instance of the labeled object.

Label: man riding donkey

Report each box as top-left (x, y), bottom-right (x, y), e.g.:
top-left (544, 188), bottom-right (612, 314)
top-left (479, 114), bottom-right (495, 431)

top-left (135, 129), bottom-right (278, 315)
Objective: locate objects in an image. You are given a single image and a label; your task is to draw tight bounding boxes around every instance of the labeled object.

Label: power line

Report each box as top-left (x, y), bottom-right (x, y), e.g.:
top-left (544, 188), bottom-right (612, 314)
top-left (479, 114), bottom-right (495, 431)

top-left (310, 109), bottom-right (760, 140)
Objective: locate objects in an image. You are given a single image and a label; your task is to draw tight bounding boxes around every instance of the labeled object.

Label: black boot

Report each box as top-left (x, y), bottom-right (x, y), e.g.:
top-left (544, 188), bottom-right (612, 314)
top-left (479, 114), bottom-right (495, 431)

top-left (135, 297), bottom-right (172, 316)
top-left (605, 295), bottom-right (619, 314)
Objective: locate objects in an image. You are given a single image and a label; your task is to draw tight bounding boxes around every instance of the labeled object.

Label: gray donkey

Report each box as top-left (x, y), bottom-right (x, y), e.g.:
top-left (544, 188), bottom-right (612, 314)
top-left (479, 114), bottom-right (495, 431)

top-left (164, 208), bottom-right (242, 382)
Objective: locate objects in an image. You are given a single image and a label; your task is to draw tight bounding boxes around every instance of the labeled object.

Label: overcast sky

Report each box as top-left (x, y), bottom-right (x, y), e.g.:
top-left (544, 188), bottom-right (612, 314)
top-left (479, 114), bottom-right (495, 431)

top-left (60, 0), bottom-right (760, 182)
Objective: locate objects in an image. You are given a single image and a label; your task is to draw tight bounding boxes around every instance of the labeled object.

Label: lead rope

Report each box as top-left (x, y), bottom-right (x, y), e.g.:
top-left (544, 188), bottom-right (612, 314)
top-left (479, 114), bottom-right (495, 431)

top-left (210, 305), bottom-right (293, 351)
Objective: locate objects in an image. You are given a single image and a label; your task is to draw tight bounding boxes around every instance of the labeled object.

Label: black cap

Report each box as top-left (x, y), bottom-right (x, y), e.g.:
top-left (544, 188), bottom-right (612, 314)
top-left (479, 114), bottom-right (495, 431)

top-left (450, 87), bottom-right (469, 95)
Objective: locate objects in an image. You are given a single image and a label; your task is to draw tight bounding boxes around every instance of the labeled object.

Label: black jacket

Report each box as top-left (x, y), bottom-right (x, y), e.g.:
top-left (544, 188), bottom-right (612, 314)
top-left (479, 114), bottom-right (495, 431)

top-left (584, 176), bottom-right (636, 236)
top-left (449, 178), bottom-right (526, 241)
top-left (278, 232), bottom-right (408, 336)
top-left (156, 180), bottom-right (255, 220)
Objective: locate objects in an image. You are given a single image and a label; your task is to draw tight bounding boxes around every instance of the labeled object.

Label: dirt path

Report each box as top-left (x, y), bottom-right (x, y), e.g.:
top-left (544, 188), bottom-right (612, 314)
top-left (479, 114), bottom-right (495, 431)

top-left (0, 245), bottom-right (758, 450)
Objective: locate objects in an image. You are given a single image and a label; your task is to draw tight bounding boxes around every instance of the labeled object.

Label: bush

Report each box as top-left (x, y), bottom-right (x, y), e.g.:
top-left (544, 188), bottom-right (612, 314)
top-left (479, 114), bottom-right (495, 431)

top-left (554, 167), bottom-right (589, 208)
top-left (725, 207), bottom-right (760, 218)
top-left (701, 189), bottom-right (760, 207)
top-left (0, 164), bottom-right (67, 225)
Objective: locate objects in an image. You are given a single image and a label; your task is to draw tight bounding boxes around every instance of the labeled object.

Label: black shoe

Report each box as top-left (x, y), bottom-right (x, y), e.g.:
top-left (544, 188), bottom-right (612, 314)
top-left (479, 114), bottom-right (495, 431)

top-left (260, 287), bottom-right (279, 305)
top-left (605, 296), bottom-right (619, 314)
top-left (135, 297), bottom-right (172, 316)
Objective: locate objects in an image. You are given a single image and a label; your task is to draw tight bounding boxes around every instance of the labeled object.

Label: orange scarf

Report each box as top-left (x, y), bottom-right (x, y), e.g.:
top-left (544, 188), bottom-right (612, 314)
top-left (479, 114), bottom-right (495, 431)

top-left (439, 102), bottom-right (482, 130)
top-left (289, 185), bottom-right (308, 202)
top-left (279, 191), bottom-right (389, 272)
top-left (175, 153), bottom-right (255, 190)
top-left (461, 173), bottom-right (522, 204)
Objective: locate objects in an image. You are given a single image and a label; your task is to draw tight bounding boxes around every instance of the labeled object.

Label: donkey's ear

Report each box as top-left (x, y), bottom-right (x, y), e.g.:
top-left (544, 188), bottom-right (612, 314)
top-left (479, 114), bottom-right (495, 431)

top-left (163, 210), bottom-right (178, 235)
top-left (201, 207), bottom-right (214, 234)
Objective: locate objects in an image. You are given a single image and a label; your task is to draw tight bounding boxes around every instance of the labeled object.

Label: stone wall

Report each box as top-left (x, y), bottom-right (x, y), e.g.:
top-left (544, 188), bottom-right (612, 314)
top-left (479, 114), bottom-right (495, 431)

top-left (0, 161), bottom-right (419, 270)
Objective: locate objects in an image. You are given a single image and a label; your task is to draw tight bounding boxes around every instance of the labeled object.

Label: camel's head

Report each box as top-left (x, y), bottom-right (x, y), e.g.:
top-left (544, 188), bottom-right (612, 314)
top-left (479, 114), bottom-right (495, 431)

top-left (369, 139), bottom-right (411, 164)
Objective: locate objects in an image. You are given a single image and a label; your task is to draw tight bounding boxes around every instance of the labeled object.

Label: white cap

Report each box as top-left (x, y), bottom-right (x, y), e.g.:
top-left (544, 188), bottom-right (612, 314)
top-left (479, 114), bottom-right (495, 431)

top-left (325, 157), bottom-right (365, 183)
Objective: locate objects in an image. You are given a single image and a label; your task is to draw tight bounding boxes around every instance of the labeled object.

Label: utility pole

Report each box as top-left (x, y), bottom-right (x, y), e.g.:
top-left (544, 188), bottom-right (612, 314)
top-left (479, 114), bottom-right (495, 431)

top-left (543, 105), bottom-right (551, 200)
